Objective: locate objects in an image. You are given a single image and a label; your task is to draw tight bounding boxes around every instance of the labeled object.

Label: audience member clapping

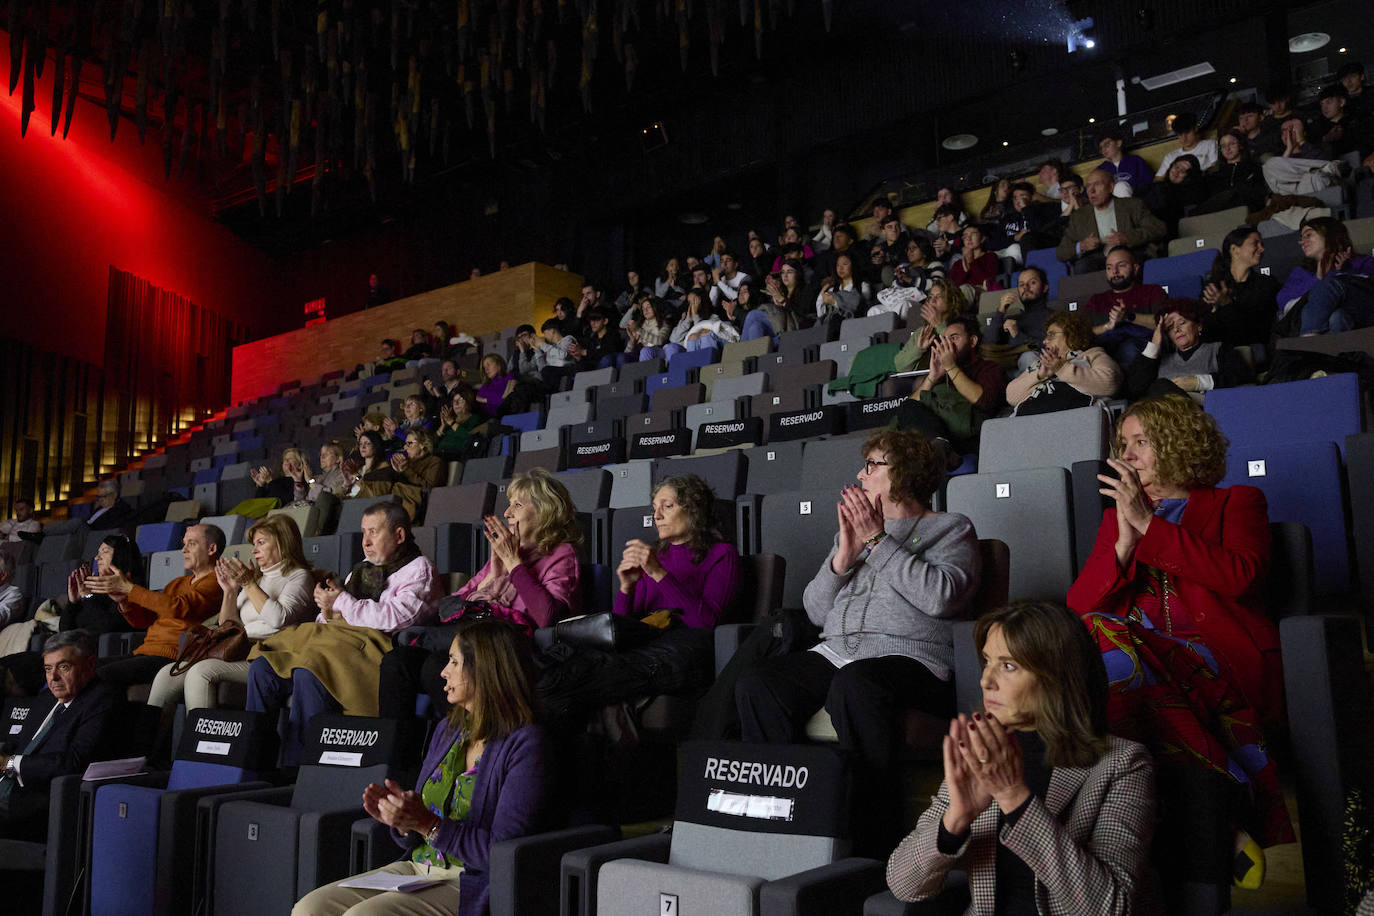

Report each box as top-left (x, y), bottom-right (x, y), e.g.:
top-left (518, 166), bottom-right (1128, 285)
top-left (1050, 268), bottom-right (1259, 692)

top-left (886, 601), bottom-right (1155, 916)
top-left (893, 280), bottom-right (968, 371)
top-left (147, 515), bottom-right (315, 714)
top-left (1006, 310), bottom-right (1123, 415)
top-left (1201, 227), bottom-right (1279, 347)
top-left (377, 469), bottom-right (581, 719)
top-left (0, 534), bottom-right (144, 695)
top-left (1067, 395), bottom-right (1293, 850)
top-left (1086, 246), bottom-right (1168, 366)
top-left (389, 427), bottom-right (447, 489)
top-left (655, 258), bottom-right (686, 304)
top-left (435, 388), bottom-right (485, 461)
top-left (538, 474), bottom-right (740, 723)
top-left (250, 448), bottom-right (312, 506)
top-left (248, 502), bottom-right (441, 765)
top-left (735, 430), bottom-right (980, 853)
top-left (293, 620), bottom-right (552, 916)
top-left (1277, 216), bottom-right (1374, 335)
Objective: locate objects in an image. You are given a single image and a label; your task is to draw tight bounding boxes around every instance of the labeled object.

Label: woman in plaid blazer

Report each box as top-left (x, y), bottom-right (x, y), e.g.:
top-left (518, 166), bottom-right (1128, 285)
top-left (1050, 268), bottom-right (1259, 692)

top-left (886, 601), bottom-right (1156, 915)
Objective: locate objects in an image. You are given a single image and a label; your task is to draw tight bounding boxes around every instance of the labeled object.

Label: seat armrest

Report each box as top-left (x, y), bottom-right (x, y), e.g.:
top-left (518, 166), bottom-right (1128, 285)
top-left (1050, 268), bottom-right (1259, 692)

top-left (489, 824), bottom-right (621, 916)
top-left (714, 623), bottom-right (758, 676)
top-left (298, 806), bottom-right (373, 898)
top-left (351, 816), bottom-right (401, 873)
top-left (561, 832), bottom-right (672, 916)
top-left (760, 856), bottom-right (886, 916)
top-left (863, 871), bottom-right (971, 915)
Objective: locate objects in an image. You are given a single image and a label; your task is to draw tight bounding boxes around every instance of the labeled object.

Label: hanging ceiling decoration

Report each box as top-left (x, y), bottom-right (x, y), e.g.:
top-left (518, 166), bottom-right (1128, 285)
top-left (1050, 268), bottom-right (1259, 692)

top-left (2, 0), bottom-right (842, 219)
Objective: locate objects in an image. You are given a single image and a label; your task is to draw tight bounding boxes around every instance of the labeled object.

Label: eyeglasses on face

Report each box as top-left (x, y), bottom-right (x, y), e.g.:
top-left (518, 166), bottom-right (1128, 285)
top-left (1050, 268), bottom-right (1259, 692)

top-left (862, 459), bottom-right (890, 474)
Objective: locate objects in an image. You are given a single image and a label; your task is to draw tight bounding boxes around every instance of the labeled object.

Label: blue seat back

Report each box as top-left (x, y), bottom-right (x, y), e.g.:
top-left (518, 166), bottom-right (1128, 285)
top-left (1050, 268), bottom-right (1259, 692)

top-left (1142, 248), bottom-right (1217, 299)
top-left (1221, 441), bottom-right (1349, 594)
top-left (135, 521), bottom-right (187, 555)
top-left (1205, 374), bottom-right (1361, 461)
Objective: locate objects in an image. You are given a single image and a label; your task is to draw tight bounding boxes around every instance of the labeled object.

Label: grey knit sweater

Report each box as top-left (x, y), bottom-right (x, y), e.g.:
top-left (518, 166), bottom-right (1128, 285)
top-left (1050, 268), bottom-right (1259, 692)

top-left (803, 511), bottom-right (981, 680)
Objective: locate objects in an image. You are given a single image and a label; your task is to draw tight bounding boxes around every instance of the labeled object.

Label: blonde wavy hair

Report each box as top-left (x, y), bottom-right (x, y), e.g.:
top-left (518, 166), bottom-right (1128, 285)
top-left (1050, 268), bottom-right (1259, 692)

top-left (244, 514), bottom-right (311, 581)
top-left (506, 468), bottom-right (581, 557)
top-left (1115, 394), bottom-right (1229, 489)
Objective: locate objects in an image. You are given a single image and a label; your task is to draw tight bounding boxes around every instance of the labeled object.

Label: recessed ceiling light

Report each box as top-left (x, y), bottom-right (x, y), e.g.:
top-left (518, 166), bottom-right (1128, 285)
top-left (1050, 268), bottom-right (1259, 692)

top-left (1340, 47), bottom-right (1348, 53)
top-left (941, 134), bottom-right (978, 151)
top-left (1088, 117), bottom-right (1096, 124)
top-left (1002, 141), bottom-right (1009, 147)
top-left (1229, 77), bottom-right (1237, 83)
top-left (678, 212), bottom-right (709, 225)
top-left (1041, 127), bottom-right (1059, 136)
top-left (1288, 32), bottom-right (1330, 53)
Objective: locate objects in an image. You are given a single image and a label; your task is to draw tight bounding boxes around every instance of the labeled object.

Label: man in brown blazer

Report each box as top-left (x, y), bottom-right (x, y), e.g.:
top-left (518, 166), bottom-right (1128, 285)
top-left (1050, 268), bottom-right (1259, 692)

top-left (1057, 169), bottom-right (1167, 273)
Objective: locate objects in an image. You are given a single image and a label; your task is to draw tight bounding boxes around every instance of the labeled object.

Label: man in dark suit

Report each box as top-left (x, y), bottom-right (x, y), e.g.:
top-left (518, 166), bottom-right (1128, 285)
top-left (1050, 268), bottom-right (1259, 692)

top-left (0, 630), bottom-right (117, 841)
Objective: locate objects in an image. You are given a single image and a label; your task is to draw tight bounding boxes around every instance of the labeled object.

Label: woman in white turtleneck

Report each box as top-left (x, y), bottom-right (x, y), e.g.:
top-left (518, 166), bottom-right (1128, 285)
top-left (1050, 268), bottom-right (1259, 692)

top-left (147, 515), bottom-right (316, 711)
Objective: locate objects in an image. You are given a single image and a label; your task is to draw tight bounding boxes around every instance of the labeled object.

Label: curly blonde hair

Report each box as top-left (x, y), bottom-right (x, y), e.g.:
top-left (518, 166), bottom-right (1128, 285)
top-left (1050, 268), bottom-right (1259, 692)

top-left (1115, 395), bottom-right (1229, 489)
top-left (506, 468), bottom-right (582, 556)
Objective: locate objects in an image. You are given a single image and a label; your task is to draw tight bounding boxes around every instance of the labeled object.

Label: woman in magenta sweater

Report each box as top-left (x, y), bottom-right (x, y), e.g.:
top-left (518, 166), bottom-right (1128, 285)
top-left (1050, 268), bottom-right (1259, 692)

top-left (538, 473), bottom-right (741, 722)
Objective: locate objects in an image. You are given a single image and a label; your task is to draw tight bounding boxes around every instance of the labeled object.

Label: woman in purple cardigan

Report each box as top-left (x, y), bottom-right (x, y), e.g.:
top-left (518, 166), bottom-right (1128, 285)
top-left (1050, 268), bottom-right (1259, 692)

top-left (294, 619), bottom-right (553, 916)
top-left (537, 473), bottom-right (741, 721)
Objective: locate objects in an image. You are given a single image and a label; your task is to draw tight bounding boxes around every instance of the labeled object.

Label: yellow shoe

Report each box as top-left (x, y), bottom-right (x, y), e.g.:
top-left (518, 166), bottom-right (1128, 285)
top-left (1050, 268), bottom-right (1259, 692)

top-left (1233, 834), bottom-right (1265, 890)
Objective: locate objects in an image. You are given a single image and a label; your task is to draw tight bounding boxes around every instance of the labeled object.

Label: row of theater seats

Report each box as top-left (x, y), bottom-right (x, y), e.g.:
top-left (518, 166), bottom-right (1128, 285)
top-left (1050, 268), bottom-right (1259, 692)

top-left (6, 599), bottom-right (1369, 916)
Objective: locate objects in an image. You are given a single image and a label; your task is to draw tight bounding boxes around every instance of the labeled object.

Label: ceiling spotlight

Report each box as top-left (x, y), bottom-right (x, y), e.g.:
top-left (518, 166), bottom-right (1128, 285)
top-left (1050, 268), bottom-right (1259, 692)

top-left (1229, 77), bottom-right (1237, 83)
top-left (1041, 127), bottom-right (1059, 136)
top-left (1340, 47), bottom-right (1348, 54)
top-left (942, 134), bottom-right (979, 151)
top-left (1002, 141), bottom-right (1010, 147)
top-left (1288, 32), bottom-right (1330, 54)
top-left (1088, 117), bottom-right (1096, 124)
top-left (1067, 17), bottom-right (1095, 54)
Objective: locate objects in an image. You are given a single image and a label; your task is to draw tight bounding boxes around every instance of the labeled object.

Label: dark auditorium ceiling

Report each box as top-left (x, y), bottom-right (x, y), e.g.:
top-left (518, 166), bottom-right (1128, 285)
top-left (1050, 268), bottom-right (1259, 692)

top-left (0, 0), bottom-right (1363, 253)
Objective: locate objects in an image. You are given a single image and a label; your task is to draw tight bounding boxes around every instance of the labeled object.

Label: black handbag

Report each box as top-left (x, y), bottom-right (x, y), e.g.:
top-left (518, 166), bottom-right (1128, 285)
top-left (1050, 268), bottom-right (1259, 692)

top-left (537, 612), bottom-right (664, 653)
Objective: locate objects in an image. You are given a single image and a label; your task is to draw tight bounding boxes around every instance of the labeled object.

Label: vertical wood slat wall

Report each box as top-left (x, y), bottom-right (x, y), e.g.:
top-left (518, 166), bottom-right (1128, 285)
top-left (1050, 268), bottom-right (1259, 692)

top-left (0, 268), bottom-right (249, 516)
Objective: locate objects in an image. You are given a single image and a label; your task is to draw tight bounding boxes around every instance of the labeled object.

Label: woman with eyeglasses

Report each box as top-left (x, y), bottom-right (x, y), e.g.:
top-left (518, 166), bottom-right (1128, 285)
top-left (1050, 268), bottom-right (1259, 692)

top-left (735, 429), bottom-right (981, 855)
top-left (1005, 310), bottom-right (1123, 415)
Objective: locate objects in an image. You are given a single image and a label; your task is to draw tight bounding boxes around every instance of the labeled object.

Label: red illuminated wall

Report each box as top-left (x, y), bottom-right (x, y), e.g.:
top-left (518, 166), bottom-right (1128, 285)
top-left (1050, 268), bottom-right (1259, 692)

top-left (0, 35), bottom-right (291, 368)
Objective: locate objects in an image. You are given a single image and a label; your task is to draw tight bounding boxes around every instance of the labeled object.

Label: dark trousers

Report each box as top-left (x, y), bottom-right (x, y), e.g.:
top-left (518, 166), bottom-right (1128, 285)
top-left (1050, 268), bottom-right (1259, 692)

top-left (377, 643), bottom-right (453, 720)
top-left (245, 658), bottom-right (341, 767)
top-left (735, 650), bottom-right (952, 855)
top-left (96, 655), bottom-right (173, 688)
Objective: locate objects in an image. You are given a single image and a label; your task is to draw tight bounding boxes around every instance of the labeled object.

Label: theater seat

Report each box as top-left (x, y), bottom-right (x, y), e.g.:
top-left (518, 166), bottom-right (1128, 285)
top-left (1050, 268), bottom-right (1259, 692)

top-left (87, 710), bottom-right (276, 916)
top-left (201, 716), bottom-right (400, 916)
top-left (564, 741), bottom-right (883, 916)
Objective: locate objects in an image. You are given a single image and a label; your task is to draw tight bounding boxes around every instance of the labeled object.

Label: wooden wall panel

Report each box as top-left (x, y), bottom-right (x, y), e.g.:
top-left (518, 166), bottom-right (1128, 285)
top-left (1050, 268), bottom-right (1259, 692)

top-left (229, 262), bottom-right (584, 403)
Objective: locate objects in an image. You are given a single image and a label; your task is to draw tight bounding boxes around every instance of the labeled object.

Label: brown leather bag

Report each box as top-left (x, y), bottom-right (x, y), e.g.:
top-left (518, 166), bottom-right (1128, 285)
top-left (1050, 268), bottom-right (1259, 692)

top-left (168, 621), bottom-right (250, 676)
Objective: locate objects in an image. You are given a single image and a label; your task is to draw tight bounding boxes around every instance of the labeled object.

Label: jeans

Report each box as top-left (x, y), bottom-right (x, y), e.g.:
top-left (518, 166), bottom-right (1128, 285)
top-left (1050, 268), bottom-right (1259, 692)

top-left (1299, 274), bottom-right (1374, 335)
top-left (741, 310), bottom-right (777, 343)
top-left (245, 657), bottom-right (341, 767)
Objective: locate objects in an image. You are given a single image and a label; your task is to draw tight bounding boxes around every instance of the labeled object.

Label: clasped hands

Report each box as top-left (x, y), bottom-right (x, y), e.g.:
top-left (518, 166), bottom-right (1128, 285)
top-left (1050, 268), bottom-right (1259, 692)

top-left (940, 712), bottom-right (1029, 836)
top-left (483, 515), bottom-right (522, 574)
top-left (363, 779), bottom-right (437, 836)
top-left (833, 483), bottom-right (885, 573)
top-left (616, 538), bottom-right (665, 592)
top-left (214, 556), bottom-right (257, 592)
top-left (1098, 458), bottom-right (1153, 561)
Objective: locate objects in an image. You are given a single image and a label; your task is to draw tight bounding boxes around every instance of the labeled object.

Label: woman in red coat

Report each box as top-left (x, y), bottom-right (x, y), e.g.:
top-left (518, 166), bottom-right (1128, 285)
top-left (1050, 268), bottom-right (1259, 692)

top-left (1067, 394), bottom-right (1292, 851)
